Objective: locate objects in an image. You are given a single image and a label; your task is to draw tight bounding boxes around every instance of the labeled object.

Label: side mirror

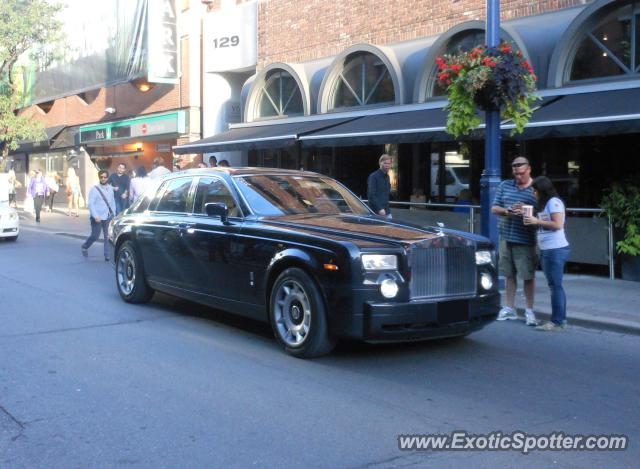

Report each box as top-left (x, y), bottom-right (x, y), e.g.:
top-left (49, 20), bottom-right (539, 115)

top-left (205, 202), bottom-right (229, 224)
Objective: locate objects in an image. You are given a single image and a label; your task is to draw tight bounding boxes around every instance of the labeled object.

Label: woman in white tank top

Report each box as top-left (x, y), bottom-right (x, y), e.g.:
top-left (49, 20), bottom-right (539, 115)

top-left (523, 176), bottom-right (571, 331)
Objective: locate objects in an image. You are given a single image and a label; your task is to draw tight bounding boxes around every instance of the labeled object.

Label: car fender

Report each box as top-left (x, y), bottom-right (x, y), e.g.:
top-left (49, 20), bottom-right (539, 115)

top-left (264, 247), bottom-right (336, 311)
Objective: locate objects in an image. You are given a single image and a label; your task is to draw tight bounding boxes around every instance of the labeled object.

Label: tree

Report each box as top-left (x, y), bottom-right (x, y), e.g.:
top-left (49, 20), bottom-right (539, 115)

top-left (0, 0), bottom-right (65, 168)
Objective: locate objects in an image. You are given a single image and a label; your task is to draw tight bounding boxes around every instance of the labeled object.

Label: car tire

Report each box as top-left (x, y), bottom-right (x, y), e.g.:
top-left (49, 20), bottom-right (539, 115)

top-left (115, 240), bottom-right (154, 303)
top-left (269, 267), bottom-right (335, 358)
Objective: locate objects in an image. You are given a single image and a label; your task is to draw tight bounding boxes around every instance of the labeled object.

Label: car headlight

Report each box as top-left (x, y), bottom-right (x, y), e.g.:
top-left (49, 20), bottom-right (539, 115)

top-left (475, 250), bottom-right (493, 265)
top-left (480, 272), bottom-right (494, 290)
top-left (380, 278), bottom-right (399, 298)
top-left (362, 254), bottom-right (398, 270)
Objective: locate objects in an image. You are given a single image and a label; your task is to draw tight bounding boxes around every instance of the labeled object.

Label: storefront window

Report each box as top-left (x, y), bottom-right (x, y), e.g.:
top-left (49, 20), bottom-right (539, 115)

top-left (257, 70), bottom-right (303, 119)
top-left (569, 2), bottom-right (640, 82)
top-left (329, 52), bottom-right (395, 110)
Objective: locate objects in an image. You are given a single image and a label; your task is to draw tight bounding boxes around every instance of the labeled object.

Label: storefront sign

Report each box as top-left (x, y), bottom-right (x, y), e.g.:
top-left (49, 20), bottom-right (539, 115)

top-left (204, 2), bottom-right (257, 73)
top-left (79, 111), bottom-right (185, 143)
top-left (147, 0), bottom-right (179, 84)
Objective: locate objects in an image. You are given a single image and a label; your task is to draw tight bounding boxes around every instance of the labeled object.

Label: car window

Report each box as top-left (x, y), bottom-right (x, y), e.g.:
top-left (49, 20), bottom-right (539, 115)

top-left (154, 178), bottom-right (193, 213)
top-left (194, 177), bottom-right (241, 217)
top-left (234, 174), bottom-right (370, 216)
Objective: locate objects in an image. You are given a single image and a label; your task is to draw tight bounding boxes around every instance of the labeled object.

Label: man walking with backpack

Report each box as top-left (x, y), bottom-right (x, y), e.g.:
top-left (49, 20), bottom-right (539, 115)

top-left (81, 170), bottom-right (116, 261)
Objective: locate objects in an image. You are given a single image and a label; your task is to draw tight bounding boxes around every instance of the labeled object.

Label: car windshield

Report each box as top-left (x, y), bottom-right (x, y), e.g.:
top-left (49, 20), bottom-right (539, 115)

top-left (234, 174), bottom-right (371, 216)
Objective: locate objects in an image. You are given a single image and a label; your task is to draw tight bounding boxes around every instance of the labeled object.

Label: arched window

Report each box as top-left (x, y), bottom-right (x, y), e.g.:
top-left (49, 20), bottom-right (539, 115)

top-left (568, 1), bottom-right (640, 82)
top-left (256, 70), bottom-right (303, 119)
top-left (328, 52), bottom-right (395, 110)
top-left (429, 30), bottom-right (487, 98)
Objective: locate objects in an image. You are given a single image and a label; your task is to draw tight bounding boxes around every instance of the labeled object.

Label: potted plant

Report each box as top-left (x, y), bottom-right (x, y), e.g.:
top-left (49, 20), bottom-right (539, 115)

top-left (436, 42), bottom-right (539, 137)
top-left (600, 182), bottom-right (640, 281)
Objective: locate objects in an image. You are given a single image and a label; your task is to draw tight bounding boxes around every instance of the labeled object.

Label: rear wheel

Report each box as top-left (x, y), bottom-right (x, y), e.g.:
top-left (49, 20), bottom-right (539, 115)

top-left (116, 240), bottom-right (154, 303)
top-left (269, 267), bottom-right (335, 358)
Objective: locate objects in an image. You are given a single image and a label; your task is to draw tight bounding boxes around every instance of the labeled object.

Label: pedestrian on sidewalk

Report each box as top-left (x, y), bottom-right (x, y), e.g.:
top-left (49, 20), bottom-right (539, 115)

top-left (367, 154), bottom-right (393, 219)
top-left (491, 156), bottom-right (539, 326)
top-left (148, 157), bottom-right (171, 179)
top-left (7, 170), bottom-right (21, 208)
top-left (23, 170), bottom-right (35, 215)
top-left (81, 170), bottom-right (116, 261)
top-left (66, 167), bottom-right (81, 217)
top-left (523, 176), bottom-right (571, 331)
top-left (108, 162), bottom-right (130, 214)
top-left (128, 166), bottom-right (151, 204)
top-left (45, 171), bottom-right (59, 212)
top-left (28, 169), bottom-right (47, 223)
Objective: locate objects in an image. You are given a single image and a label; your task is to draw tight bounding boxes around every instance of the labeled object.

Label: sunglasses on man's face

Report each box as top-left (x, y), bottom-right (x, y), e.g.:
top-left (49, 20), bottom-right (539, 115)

top-left (511, 162), bottom-right (528, 168)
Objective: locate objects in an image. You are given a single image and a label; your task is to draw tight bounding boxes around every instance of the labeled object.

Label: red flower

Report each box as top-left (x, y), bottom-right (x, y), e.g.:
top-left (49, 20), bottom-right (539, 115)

top-left (438, 72), bottom-right (450, 82)
top-left (451, 63), bottom-right (463, 73)
top-left (482, 57), bottom-right (497, 68)
top-left (436, 57), bottom-right (447, 70)
top-left (501, 44), bottom-right (512, 54)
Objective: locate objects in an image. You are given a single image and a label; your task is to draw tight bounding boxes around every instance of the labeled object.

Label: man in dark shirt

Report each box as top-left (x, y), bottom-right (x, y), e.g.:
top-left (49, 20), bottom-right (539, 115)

top-left (108, 162), bottom-right (130, 214)
top-left (367, 154), bottom-right (392, 218)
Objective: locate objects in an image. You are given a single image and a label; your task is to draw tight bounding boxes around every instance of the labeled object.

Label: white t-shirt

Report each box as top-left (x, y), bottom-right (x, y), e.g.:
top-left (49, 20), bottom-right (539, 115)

top-left (537, 197), bottom-right (569, 250)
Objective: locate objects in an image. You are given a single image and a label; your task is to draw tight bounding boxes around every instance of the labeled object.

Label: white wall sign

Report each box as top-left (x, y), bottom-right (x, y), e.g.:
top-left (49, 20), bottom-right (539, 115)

top-left (148, 0), bottom-right (179, 83)
top-left (204, 2), bottom-right (257, 73)
top-left (225, 101), bottom-right (242, 124)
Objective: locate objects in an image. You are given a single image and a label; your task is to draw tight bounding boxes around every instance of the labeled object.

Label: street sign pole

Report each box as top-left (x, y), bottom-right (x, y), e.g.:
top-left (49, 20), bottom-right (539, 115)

top-left (480, 0), bottom-right (501, 248)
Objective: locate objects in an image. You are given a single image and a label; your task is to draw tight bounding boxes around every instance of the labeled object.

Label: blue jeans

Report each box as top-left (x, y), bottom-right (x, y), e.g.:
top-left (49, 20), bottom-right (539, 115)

top-left (540, 246), bottom-right (571, 325)
top-left (82, 217), bottom-right (111, 259)
top-left (114, 194), bottom-right (129, 214)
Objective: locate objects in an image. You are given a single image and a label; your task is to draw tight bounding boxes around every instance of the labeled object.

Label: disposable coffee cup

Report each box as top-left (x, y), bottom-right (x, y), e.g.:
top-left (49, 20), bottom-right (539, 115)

top-left (522, 205), bottom-right (533, 217)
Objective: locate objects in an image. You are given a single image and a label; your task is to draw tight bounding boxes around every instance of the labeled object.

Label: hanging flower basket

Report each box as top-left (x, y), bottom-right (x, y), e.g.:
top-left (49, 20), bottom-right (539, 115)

top-left (437, 42), bottom-right (539, 137)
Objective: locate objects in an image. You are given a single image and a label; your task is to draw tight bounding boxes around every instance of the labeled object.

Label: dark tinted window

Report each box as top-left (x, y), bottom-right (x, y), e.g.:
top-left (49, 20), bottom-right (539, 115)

top-left (154, 178), bottom-right (193, 213)
top-left (194, 177), bottom-right (241, 217)
top-left (234, 174), bottom-right (370, 216)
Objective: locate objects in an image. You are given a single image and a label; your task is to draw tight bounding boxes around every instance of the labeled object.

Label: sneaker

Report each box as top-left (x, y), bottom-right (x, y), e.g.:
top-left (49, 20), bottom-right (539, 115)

top-left (497, 307), bottom-right (518, 321)
top-left (81, 247), bottom-right (88, 258)
top-left (524, 310), bottom-right (539, 326)
top-left (535, 321), bottom-right (565, 332)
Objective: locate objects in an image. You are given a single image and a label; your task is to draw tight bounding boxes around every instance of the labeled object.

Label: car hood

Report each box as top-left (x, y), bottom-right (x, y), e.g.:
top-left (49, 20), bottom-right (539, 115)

top-left (258, 214), bottom-right (481, 248)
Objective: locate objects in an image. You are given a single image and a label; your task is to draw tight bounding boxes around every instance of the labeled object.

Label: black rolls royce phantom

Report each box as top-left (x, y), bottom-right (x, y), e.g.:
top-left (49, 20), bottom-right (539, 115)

top-left (108, 168), bottom-right (499, 357)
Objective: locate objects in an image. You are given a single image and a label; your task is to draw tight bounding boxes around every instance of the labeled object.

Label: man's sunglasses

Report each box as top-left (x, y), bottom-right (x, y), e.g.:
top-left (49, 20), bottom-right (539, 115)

top-left (511, 162), bottom-right (528, 168)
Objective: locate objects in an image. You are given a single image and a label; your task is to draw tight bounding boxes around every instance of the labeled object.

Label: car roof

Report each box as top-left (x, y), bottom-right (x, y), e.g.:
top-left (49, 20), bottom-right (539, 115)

top-left (175, 167), bottom-right (324, 178)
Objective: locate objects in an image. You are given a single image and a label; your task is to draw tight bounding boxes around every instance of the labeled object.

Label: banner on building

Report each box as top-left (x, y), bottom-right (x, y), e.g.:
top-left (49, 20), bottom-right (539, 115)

top-left (22, 0), bottom-right (179, 105)
top-left (147, 0), bottom-right (179, 84)
top-left (204, 2), bottom-right (257, 73)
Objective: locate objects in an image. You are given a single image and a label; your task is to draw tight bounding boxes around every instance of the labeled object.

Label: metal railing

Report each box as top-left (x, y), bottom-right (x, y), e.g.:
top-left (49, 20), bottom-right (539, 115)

top-left (386, 201), bottom-right (614, 280)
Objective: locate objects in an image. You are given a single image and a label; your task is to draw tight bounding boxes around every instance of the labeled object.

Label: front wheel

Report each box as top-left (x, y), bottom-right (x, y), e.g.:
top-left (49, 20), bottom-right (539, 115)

top-left (269, 267), bottom-right (335, 358)
top-left (116, 240), bottom-right (154, 303)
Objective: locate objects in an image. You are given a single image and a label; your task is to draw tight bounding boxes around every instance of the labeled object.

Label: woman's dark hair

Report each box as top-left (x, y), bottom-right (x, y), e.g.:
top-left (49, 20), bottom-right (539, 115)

top-left (532, 176), bottom-right (559, 211)
top-left (136, 166), bottom-right (147, 178)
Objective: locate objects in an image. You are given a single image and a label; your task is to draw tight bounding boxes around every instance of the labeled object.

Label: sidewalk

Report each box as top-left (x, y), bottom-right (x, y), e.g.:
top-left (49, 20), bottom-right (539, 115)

top-left (14, 203), bottom-right (640, 336)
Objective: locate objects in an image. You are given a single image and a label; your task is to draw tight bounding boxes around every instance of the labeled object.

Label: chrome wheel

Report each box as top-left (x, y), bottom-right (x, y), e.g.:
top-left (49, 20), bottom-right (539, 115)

top-left (272, 279), bottom-right (312, 347)
top-left (117, 247), bottom-right (136, 296)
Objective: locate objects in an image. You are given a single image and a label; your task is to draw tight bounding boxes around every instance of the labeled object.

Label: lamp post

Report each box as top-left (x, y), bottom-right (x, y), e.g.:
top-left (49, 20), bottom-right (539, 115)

top-left (480, 0), bottom-right (501, 248)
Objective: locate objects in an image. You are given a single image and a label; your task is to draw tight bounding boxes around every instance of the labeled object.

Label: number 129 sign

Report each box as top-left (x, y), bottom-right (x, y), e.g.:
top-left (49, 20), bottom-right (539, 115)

top-left (212, 36), bottom-right (240, 48)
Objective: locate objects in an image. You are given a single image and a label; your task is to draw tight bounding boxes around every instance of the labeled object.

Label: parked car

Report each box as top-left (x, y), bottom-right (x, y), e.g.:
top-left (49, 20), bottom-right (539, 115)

top-left (430, 164), bottom-right (470, 201)
top-left (108, 168), bottom-right (499, 357)
top-left (0, 203), bottom-right (19, 241)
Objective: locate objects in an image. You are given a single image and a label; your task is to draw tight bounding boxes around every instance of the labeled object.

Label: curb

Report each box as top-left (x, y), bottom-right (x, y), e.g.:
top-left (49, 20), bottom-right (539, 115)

top-left (516, 308), bottom-right (640, 336)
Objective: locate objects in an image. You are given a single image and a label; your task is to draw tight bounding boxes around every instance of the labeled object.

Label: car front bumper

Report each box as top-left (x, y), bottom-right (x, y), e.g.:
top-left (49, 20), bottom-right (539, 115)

top-left (337, 292), bottom-right (500, 342)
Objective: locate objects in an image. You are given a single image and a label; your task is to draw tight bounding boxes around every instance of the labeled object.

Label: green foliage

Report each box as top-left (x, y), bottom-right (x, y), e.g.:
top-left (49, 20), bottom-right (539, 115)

top-left (437, 42), bottom-right (539, 138)
top-left (0, 0), bottom-right (64, 162)
top-left (600, 183), bottom-right (640, 256)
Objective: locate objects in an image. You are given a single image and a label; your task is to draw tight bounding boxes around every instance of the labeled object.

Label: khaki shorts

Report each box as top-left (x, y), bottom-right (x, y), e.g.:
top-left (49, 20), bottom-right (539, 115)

top-left (499, 240), bottom-right (538, 280)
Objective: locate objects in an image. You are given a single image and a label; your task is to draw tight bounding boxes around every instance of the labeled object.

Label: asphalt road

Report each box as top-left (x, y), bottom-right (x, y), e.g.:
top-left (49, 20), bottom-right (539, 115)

top-left (1, 228), bottom-right (638, 468)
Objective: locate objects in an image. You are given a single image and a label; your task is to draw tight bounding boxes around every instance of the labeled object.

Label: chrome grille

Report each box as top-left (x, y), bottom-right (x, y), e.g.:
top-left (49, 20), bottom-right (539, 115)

top-left (409, 245), bottom-right (476, 300)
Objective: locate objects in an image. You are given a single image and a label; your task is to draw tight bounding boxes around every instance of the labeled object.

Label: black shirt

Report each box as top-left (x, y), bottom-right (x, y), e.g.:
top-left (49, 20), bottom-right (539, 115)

top-left (367, 169), bottom-right (391, 214)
